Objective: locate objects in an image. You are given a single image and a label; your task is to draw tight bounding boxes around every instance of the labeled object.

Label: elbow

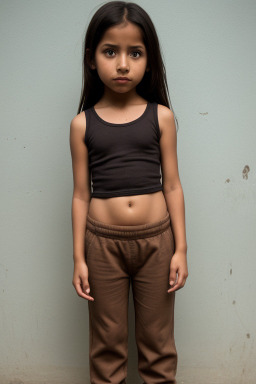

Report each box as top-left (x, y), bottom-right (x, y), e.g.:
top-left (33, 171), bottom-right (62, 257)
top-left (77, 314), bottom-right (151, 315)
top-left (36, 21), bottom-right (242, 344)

top-left (73, 190), bottom-right (91, 204)
top-left (162, 181), bottom-right (182, 195)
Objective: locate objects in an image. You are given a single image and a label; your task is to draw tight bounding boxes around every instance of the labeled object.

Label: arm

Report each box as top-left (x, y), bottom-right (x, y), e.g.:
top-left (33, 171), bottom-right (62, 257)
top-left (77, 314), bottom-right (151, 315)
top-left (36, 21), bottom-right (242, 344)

top-left (158, 105), bottom-right (188, 292)
top-left (69, 112), bottom-right (94, 301)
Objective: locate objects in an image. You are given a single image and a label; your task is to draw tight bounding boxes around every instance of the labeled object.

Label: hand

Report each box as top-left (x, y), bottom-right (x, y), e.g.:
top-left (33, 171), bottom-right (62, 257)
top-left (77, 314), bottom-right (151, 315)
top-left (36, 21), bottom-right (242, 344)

top-left (167, 250), bottom-right (188, 293)
top-left (72, 260), bottom-right (94, 301)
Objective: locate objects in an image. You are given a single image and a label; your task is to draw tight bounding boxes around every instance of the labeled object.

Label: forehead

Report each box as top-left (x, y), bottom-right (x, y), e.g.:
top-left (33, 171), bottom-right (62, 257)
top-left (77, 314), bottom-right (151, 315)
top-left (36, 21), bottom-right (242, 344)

top-left (98, 22), bottom-right (145, 47)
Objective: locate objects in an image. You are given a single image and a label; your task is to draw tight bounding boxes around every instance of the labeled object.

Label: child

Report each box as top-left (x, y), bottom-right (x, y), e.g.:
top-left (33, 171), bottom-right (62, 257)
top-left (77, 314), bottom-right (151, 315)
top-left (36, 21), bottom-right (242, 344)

top-left (69, 2), bottom-right (188, 383)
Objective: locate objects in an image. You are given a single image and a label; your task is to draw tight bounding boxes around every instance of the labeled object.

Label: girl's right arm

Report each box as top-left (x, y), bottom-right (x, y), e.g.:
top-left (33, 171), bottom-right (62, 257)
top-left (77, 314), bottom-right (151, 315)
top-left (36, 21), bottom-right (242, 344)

top-left (69, 113), bottom-right (94, 301)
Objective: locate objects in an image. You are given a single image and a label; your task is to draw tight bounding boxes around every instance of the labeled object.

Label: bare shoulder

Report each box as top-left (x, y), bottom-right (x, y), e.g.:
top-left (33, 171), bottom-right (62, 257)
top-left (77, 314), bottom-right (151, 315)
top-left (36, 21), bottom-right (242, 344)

top-left (70, 111), bottom-right (86, 138)
top-left (69, 111), bottom-right (88, 158)
top-left (156, 104), bottom-right (175, 137)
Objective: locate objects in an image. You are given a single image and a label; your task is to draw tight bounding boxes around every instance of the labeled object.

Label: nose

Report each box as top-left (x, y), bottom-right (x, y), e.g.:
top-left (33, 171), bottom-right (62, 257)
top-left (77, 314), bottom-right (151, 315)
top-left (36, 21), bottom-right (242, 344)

top-left (117, 53), bottom-right (129, 72)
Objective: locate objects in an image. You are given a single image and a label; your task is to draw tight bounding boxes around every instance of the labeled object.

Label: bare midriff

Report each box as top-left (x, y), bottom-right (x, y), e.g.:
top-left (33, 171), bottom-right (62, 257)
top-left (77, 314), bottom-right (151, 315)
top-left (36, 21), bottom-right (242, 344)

top-left (88, 191), bottom-right (168, 225)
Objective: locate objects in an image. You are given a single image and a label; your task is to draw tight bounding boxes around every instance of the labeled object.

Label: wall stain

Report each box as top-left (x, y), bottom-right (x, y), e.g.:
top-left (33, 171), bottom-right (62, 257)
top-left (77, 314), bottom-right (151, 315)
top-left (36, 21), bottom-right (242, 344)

top-left (225, 178), bottom-right (231, 183)
top-left (246, 333), bottom-right (250, 339)
top-left (199, 112), bottom-right (208, 115)
top-left (230, 268), bottom-right (232, 275)
top-left (232, 300), bottom-right (236, 305)
top-left (242, 165), bottom-right (250, 179)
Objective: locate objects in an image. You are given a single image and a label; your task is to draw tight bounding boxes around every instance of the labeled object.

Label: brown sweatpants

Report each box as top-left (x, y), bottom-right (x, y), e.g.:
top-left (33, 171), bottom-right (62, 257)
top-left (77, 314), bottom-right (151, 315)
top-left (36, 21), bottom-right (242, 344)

top-left (84, 212), bottom-right (177, 384)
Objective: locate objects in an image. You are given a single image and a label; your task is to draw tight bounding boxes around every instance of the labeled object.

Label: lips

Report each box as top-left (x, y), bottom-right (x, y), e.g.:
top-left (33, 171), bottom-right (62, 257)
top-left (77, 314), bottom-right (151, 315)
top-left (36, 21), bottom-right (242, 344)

top-left (114, 77), bottom-right (131, 80)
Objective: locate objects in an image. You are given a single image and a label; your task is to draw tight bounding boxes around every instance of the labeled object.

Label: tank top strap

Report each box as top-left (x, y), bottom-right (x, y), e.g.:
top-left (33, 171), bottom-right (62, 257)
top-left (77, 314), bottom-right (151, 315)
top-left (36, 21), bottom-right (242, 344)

top-left (151, 102), bottom-right (160, 141)
top-left (83, 106), bottom-right (93, 146)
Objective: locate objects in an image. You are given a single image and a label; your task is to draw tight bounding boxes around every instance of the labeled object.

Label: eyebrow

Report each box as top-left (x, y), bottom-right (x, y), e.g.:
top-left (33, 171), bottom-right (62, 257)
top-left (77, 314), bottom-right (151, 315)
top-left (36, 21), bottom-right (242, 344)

top-left (101, 43), bottom-right (145, 49)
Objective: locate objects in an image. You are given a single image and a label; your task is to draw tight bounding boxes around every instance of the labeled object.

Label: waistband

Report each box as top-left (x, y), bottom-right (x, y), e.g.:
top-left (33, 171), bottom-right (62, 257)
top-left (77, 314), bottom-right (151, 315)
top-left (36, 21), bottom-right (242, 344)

top-left (86, 212), bottom-right (171, 240)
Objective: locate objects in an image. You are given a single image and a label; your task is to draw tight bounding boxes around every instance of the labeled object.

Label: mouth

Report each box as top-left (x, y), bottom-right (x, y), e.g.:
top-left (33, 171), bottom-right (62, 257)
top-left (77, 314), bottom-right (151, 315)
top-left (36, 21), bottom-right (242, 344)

top-left (113, 77), bottom-right (131, 83)
top-left (114, 77), bottom-right (131, 80)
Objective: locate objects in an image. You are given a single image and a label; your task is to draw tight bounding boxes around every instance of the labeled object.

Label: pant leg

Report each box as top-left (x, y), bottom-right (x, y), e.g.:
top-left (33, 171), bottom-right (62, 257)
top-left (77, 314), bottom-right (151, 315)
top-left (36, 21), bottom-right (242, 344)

top-left (131, 226), bottom-right (177, 384)
top-left (86, 232), bottom-right (130, 384)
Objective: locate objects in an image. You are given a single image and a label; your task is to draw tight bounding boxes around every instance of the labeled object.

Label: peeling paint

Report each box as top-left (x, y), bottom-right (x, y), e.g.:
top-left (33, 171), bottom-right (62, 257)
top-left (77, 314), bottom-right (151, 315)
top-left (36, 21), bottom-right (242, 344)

top-left (242, 165), bottom-right (250, 179)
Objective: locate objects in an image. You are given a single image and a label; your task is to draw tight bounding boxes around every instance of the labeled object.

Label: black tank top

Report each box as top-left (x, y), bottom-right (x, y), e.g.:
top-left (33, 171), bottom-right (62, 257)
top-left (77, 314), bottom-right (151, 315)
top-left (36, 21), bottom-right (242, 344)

top-left (84, 101), bottom-right (163, 198)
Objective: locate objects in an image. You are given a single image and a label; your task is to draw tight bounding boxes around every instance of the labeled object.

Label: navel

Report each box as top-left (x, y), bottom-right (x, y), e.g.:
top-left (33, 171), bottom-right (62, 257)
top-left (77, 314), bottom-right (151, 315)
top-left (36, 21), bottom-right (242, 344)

top-left (128, 201), bottom-right (132, 207)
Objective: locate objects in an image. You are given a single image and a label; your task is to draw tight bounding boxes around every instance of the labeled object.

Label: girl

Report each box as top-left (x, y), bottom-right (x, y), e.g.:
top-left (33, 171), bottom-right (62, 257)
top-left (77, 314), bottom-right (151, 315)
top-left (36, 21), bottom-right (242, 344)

top-left (69, 2), bottom-right (188, 383)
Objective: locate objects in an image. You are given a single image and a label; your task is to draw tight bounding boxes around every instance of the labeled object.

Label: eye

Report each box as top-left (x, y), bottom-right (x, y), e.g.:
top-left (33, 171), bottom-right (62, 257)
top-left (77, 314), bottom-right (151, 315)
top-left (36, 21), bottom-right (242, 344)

top-left (104, 49), bottom-right (116, 57)
top-left (131, 51), bottom-right (142, 58)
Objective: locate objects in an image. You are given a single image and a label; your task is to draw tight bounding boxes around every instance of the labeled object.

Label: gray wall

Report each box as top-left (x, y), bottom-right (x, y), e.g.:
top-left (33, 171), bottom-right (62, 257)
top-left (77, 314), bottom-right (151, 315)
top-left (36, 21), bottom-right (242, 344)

top-left (1, 1), bottom-right (255, 383)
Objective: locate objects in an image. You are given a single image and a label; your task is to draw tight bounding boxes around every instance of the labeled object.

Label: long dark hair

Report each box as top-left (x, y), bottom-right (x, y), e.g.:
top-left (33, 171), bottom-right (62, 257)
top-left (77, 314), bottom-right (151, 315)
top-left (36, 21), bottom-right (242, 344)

top-left (77, 1), bottom-right (179, 131)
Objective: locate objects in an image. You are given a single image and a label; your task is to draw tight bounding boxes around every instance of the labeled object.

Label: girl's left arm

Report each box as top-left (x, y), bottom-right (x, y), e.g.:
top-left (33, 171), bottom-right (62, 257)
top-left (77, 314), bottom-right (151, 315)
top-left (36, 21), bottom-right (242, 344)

top-left (158, 105), bottom-right (188, 292)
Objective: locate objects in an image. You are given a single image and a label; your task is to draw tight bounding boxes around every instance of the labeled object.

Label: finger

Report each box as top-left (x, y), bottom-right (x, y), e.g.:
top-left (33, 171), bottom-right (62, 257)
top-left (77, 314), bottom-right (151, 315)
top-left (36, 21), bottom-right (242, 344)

top-left (169, 267), bottom-right (177, 286)
top-left (74, 282), bottom-right (94, 301)
top-left (82, 279), bottom-right (90, 295)
top-left (167, 274), bottom-right (187, 293)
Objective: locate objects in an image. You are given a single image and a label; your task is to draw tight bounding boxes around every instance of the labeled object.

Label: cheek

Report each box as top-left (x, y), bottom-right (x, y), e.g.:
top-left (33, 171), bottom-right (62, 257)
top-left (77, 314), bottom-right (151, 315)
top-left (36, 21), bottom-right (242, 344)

top-left (95, 68), bottom-right (109, 83)
top-left (97, 59), bottom-right (112, 76)
top-left (134, 58), bottom-right (148, 72)
top-left (135, 64), bottom-right (148, 79)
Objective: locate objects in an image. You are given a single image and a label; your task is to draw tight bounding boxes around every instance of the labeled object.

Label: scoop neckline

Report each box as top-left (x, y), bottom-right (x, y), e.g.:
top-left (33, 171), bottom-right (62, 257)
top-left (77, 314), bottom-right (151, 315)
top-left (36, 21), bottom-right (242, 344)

top-left (91, 102), bottom-right (150, 127)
